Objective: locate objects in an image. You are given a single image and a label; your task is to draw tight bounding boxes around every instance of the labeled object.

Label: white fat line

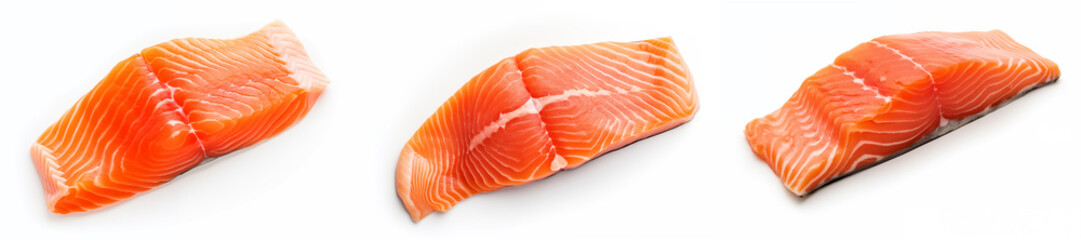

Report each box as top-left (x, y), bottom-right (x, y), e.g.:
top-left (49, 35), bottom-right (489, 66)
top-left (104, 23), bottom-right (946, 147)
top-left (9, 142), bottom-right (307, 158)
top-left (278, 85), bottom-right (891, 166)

top-left (847, 154), bottom-right (884, 172)
top-left (536, 87), bottom-right (634, 107)
top-left (869, 41), bottom-right (934, 79)
top-left (869, 40), bottom-right (948, 127)
top-left (830, 64), bottom-right (891, 103)
top-left (467, 98), bottom-right (542, 151)
top-left (550, 154), bottom-right (568, 171)
top-left (141, 55), bottom-right (209, 157)
top-left (466, 87), bottom-right (627, 151)
top-left (466, 87), bottom-right (643, 170)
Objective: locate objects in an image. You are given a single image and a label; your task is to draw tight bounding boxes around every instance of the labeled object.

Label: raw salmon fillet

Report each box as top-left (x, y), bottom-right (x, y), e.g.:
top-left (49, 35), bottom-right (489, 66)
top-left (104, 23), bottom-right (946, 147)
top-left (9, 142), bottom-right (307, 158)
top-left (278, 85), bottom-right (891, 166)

top-left (745, 30), bottom-right (1059, 196)
top-left (31, 21), bottom-right (328, 213)
top-left (397, 37), bottom-right (698, 221)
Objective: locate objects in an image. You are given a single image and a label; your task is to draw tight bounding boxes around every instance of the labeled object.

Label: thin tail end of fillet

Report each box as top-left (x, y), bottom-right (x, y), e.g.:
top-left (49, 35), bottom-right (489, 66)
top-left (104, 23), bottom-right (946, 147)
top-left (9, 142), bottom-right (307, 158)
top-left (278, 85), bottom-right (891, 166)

top-left (30, 143), bottom-right (92, 214)
top-left (30, 143), bottom-right (66, 213)
top-left (259, 20), bottom-right (331, 94)
top-left (396, 145), bottom-right (435, 222)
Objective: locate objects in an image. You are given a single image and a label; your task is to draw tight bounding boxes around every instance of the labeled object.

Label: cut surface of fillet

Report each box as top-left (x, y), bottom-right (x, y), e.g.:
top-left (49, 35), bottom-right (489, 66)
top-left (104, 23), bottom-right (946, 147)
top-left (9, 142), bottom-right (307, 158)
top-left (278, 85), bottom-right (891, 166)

top-left (745, 30), bottom-right (1059, 196)
top-left (31, 21), bottom-right (328, 214)
top-left (397, 37), bottom-right (698, 221)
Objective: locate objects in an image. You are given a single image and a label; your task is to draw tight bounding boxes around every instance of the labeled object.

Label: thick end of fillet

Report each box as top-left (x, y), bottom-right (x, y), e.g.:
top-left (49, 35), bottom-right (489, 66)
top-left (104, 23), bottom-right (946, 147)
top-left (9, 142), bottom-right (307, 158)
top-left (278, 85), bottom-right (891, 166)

top-left (396, 145), bottom-right (435, 221)
top-left (396, 59), bottom-right (562, 221)
top-left (874, 30), bottom-right (1061, 119)
top-left (745, 58), bottom-right (939, 195)
top-left (139, 21), bottom-right (329, 156)
top-left (31, 55), bottom-right (205, 213)
top-left (517, 37), bottom-right (698, 167)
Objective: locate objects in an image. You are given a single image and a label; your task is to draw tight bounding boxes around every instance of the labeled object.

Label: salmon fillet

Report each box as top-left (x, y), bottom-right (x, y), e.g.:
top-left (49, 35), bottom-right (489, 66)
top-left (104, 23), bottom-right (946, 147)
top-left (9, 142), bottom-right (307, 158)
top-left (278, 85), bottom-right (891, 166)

top-left (31, 21), bottom-right (329, 213)
top-left (745, 30), bottom-right (1059, 196)
top-left (397, 37), bottom-right (698, 221)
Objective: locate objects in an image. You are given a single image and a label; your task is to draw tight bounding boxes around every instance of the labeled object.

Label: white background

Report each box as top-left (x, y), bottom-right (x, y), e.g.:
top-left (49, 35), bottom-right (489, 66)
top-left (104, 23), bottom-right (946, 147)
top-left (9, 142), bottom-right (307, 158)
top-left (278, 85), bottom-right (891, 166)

top-left (0, 0), bottom-right (1076, 239)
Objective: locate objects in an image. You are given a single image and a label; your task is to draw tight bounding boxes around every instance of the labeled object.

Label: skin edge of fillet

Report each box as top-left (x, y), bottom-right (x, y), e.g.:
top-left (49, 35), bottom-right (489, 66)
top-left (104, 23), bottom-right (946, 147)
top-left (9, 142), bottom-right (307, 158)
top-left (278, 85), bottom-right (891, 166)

top-left (785, 77), bottom-right (1057, 197)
